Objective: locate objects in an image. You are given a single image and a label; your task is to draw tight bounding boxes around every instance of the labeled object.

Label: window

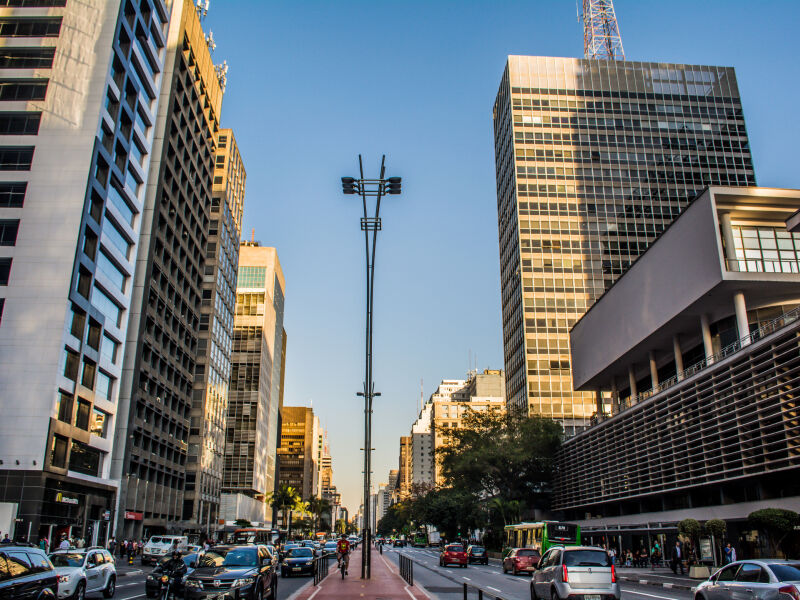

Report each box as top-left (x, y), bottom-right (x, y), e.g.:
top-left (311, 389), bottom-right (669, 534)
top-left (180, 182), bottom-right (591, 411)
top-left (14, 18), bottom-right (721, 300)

top-left (102, 216), bottom-right (132, 259)
top-left (50, 434), bottom-right (68, 468)
top-left (83, 229), bottom-right (98, 260)
top-left (86, 319), bottom-right (101, 350)
top-left (27, 552), bottom-right (50, 573)
top-left (5, 552), bottom-right (31, 577)
top-left (107, 182), bottom-right (135, 226)
top-left (0, 147), bottom-right (33, 170)
top-left (0, 554), bottom-right (8, 581)
top-left (69, 307), bottom-right (85, 339)
top-left (736, 563), bottom-right (764, 583)
top-left (0, 258), bottom-right (9, 285)
top-left (0, 219), bottom-right (19, 245)
top-left (63, 348), bottom-right (79, 381)
top-left (81, 359), bottom-right (96, 389)
top-left (56, 392), bottom-right (72, 423)
top-left (716, 564), bottom-right (739, 582)
top-left (0, 79), bottom-right (48, 101)
top-left (0, 1), bottom-right (66, 6)
top-left (0, 112), bottom-right (40, 134)
top-left (0, 17), bottom-right (62, 37)
top-left (68, 440), bottom-right (101, 477)
top-left (0, 182), bottom-right (25, 207)
top-left (95, 370), bottom-right (113, 401)
top-left (100, 334), bottom-right (118, 364)
top-left (90, 408), bottom-right (108, 438)
top-left (91, 285), bottom-right (121, 327)
top-left (0, 47), bottom-right (55, 68)
top-left (75, 398), bottom-right (91, 430)
top-left (76, 267), bottom-right (92, 299)
top-left (96, 251), bottom-right (126, 293)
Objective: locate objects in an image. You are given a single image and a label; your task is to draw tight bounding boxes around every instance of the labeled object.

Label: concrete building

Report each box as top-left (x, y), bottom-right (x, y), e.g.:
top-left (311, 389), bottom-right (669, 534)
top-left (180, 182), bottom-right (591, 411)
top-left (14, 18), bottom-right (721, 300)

top-left (0, 0), bottom-right (172, 546)
top-left (410, 396), bottom-right (435, 488)
top-left (396, 436), bottom-right (412, 500)
top-left (277, 406), bottom-right (320, 501)
top-left (375, 482), bottom-right (390, 528)
top-left (493, 56), bottom-right (756, 432)
top-left (111, 0), bottom-right (224, 540)
top-left (221, 243), bottom-right (286, 524)
top-left (185, 129), bottom-right (245, 535)
top-left (557, 186), bottom-right (800, 557)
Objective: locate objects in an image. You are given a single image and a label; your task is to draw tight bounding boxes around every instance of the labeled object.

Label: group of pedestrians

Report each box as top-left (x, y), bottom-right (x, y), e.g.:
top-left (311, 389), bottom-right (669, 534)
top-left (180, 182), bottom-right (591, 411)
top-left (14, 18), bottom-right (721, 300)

top-left (108, 537), bottom-right (145, 561)
top-left (611, 539), bottom-right (739, 575)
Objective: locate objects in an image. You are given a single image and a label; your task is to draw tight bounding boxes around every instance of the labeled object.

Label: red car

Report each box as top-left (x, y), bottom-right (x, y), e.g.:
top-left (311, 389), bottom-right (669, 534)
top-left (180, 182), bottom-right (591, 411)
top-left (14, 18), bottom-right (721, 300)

top-left (503, 548), bottom-right (541, 576)
top-left (440, 544), bottom-right (468, 568)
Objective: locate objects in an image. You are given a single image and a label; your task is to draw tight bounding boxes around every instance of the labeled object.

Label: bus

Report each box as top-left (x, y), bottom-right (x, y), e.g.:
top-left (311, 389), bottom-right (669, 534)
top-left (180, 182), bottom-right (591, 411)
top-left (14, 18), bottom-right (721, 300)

top-left (412, 531), bottom-right (428, 548)
top-left (231, 527), bottom-right (280, 545)
top-left (503, 521), bottom-right (580, 552)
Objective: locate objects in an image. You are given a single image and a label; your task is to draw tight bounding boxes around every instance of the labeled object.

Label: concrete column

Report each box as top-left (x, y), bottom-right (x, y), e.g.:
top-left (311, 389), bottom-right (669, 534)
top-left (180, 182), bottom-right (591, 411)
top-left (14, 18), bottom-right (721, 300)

top-left (734, 291), bottom-right (750, 346)
top-left (649, 351), bottom-right (659, 389)
top-left (701, 314), bottom-right (714, 363)
top-left (720, 212), bottom-right (739, 271)
top-left (611, 379), bottom-right (619, 415)
top-left (628, 365), bottom-right (637, 398)
top-left (595, 389), bottom-right (604, 422)
top-left (673, 335), bottom-right (684, 381)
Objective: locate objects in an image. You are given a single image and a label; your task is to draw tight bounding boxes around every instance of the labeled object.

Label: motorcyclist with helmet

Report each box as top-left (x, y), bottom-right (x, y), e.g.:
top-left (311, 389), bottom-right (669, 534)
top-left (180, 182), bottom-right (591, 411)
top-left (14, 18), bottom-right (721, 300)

top-left (159, 550), bottom-right (187, 599)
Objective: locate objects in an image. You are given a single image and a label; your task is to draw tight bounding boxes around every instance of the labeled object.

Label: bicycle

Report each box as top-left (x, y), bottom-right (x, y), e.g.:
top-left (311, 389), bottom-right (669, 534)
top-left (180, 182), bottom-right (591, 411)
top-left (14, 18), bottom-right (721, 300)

top-left (338, 553), bottom-right (349, 579)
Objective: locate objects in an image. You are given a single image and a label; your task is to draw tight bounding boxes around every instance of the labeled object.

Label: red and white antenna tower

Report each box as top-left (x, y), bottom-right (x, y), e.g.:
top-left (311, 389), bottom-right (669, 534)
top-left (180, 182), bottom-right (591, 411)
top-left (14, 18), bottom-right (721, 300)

top-left (582, 0), bottom-right (625, 60)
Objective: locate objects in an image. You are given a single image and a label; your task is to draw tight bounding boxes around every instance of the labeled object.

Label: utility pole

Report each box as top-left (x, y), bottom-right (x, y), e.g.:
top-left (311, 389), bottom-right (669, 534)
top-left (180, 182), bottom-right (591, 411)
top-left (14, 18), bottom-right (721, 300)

top-left (582, 0), bottom-right (625, 60)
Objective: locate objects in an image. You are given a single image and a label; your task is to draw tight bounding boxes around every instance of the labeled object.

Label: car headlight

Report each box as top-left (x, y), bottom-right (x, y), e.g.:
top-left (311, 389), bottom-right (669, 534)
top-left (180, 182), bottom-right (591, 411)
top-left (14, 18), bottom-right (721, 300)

top-left (305, 561), bottom-right (313, 566)
top-left (282, 561), bottom-right (288, 566)
top-left (146, 575), bottom-right (154, 581)
top-left (230, 578), bottom-right (254, 588)
top-left (184, 580), bottom-right (202, 589)
top-left (58, 575), bottom-right (71, 583)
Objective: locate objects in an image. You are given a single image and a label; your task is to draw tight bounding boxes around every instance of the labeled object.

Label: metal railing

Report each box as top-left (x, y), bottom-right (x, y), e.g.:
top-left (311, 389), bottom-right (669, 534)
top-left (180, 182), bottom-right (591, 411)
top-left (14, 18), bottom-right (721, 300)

top-left (399, 554), bottom-right (413, 586)
top-left (621, 305), bottom-right (800, 411)
top-left (313, 555), bottom-right (330, 585)
top-left (725, 257), bottom-right (800, 274)
top-left (462, 582), bottom-right (508, 600)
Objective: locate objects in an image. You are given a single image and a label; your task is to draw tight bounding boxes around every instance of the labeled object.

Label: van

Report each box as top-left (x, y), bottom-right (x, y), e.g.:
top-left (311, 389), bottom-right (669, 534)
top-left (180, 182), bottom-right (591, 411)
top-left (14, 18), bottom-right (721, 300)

top-left (142, 535), bottom-right (188, 565)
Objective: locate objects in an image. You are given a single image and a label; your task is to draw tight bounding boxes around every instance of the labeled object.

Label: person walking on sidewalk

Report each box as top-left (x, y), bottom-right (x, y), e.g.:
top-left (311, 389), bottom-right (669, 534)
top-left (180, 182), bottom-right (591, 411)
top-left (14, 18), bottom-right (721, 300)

top-left (670, 541), bottom-right (685, 575)
top-left (724, 543), bottom-right (737, 564)
top-left (336, 533), bottom-right (351, 575)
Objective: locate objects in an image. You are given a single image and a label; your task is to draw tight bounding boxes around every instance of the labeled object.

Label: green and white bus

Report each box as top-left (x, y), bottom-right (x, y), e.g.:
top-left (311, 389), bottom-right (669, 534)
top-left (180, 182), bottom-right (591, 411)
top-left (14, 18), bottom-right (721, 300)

top-left (503, 521), bottom-right (580, 552)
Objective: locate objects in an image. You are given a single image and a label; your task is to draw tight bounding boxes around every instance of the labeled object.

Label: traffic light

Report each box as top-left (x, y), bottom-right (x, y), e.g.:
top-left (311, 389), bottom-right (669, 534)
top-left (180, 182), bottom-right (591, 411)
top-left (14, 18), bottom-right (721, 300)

top-left (385, 176), bottom-right (401, 195)
top-left (341, 177), bottom-right (357, 194)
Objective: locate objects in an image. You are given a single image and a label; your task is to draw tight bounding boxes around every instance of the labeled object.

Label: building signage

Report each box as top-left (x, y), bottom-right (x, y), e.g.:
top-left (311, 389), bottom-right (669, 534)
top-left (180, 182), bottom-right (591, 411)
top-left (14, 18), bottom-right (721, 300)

top-left (55, 492), bottom-right (79, 505)
top-left (102, 510), bottom-right (111, 521)
top-left (124, 511), bottom-right (143, 521)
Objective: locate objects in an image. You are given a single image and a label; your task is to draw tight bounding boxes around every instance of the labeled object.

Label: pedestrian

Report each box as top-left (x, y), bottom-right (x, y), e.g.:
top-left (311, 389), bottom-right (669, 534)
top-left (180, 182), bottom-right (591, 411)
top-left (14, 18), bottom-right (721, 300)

top-left (58, 536), bottom-right (70, 550)
top-left (609, 547), bottom-right (616, 565)
top-left (109, 537), bottom-right (116, 555)
top-left (1, 533), bottom-right (10, 544)
top-left (724, 542), bottom-right (737, 564)
top-left (670, 541), bottom-right (685, 575)
top-left (76, 537), bottom-right (84, 549)
top-left (625, 549), bottom-right (632, 567)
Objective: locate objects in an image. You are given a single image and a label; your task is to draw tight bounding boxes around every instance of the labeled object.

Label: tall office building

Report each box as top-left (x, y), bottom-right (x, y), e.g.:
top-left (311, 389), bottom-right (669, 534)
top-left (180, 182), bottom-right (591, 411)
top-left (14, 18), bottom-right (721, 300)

top-left (185, 129), bottom-right (245, 534)
top-left (111, 0), bottom-right (223, 539)
top-left (221, 242), bottom-right (286, 524)
top-left (277, 406), bottom-right (320, 500)
top-left (0, 0), bottom-right (171, 546)
top-left (493, 56), bottom-right (755, 431)
top-left (397, 436), bottom-right (412, 500)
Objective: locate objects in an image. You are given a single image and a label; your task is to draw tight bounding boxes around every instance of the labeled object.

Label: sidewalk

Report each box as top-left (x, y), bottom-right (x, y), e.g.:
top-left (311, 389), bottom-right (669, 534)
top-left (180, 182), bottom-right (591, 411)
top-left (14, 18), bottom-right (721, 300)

top-left (617, 566), bottom-right (700, 591)
top-left (111, 556), bottom-right (145, 577)
top-left (292, 547), bottom-right (428, 600)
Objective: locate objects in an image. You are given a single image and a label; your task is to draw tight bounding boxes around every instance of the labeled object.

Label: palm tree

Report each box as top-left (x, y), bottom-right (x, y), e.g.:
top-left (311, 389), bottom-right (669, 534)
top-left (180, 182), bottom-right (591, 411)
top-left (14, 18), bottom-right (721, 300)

top-left (271, 485), bottom-right (305, 539)
top-left (307, 496), bottom-right (332, 536)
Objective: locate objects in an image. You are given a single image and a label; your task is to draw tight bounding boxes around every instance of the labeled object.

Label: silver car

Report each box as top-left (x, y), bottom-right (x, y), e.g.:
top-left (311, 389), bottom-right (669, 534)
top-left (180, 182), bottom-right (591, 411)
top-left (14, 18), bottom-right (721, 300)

top-left (49, 548), bottom-right (116, 600)
top-left (694, 560), bottom-right (800, 599)
top-left (531, 545), bottom-right (619, 600)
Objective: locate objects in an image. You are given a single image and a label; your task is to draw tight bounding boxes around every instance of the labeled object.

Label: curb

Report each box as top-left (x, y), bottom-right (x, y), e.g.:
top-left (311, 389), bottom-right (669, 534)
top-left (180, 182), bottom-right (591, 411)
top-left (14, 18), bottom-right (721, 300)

top-left (117, 570), bottom-right (143, 577)
top-left (620, 575), bottom-right (694, 591)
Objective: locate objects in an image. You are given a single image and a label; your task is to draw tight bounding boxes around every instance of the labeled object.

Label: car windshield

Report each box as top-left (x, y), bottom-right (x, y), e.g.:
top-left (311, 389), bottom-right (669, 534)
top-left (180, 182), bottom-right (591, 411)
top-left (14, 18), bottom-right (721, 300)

top-left (470, 547), bottom-right (484, 552)
top-left (288, 549), bottom-right (313, 558)
top-left (447, 546), bottom-right (464, 552)
top-left (517, 549), bottom-right (538, 557)
top-left (198, 548), bottom-right (258, 568)
top-left (149, 537), bottom-right (162, 544)
top-left (49, 553), bottom-right (84, 567)
top-left (324, 543), bottom-right (337, 548)
top-left (564, 550), bottom-right (611, 567)
top-left (769, 564), bottom-right (800, 581)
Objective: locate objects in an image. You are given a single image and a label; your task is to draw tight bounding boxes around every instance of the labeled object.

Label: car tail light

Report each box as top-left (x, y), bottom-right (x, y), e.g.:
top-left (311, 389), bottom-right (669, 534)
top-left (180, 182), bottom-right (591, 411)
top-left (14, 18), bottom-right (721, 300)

top-left (611, 564), bottom-right (616, 583)
top-left (779, 585), bottom-right (800, 600)
top-left (562, 564), bottom-right (568, 583)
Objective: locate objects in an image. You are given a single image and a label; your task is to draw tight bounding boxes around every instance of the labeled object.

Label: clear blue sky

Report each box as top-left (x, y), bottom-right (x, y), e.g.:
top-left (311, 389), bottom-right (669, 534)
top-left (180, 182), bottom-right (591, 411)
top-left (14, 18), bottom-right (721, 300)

top-left (204, 0), bottom-right (799, 513)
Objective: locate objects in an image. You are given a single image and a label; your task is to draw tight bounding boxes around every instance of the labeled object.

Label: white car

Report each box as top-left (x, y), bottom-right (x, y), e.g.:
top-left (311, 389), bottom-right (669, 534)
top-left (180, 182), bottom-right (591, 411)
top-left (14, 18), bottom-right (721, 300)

top-left (142, 535), bottom-right (188, 565)
top-left (49, 548), bottom-right (116, 600)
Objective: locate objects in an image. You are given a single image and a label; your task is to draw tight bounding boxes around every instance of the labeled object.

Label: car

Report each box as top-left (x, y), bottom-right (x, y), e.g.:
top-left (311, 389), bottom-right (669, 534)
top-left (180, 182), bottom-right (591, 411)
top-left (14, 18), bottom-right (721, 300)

top-left (694, 559), bottom-right (800, 600)
top-left (144, 552), bottom-right (198, 598)
top-left (467, 545), bottom-right (489, 565)
top-left (279, 543), bottom-right (299, 561)
top-left (49, 548), bottom-right (116, 600)
top-left (0, 545), bottom-right (59, 600)
top-left (280, 547), bottom-right (315, 578)
top-left (393, 539), bottom-right (406, 548)
top-left (439, 544), bottom-right (468, 568)
top-left (503, 548), bottom-right (540, 576)
top-left (183, 545), bottom-right (277, 600)
top-left (531, 545), bottom-right (619, 600)
top-left (322, 542), bottom-right (338, 557)
top-left (142, 536), bottom-right (189, 566)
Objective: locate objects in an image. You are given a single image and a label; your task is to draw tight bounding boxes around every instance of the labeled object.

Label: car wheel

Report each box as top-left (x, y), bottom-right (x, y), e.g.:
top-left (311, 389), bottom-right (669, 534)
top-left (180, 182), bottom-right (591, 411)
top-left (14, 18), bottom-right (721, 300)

top-left (530, 582), bottom-right (538, 600)
top-left (103, 576), bottom-right (116, 598)
top-left (550, 588), bottom-right (560, 600)
top-left (73, 581), bottom-right (86, 600)
top-left (513, 566), bottom-right (519, 576)
top-left (502, 563), bottom-right (507, 574)
top-left (271, 577), bottom-right (278, 599)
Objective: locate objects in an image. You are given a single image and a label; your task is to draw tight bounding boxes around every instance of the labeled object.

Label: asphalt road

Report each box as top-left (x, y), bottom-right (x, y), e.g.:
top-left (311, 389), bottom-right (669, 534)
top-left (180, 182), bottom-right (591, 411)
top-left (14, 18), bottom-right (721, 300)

top-left (382, 546), bottom-right (695, 600)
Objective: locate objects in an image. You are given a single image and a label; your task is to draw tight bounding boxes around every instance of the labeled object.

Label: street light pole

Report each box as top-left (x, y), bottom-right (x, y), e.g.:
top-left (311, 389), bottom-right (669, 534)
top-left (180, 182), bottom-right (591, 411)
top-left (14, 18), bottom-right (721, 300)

top-left (342, 156), bottom-right (401, 579)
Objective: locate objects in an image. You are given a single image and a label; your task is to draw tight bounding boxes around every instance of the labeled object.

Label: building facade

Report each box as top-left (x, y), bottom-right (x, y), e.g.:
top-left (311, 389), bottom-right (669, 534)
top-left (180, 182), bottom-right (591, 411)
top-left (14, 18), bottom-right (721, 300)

top-left (185, 129), bottom-right (245, 534)
top-left (277, 406), bottom-right (320, 500)
top-left (557, 187), bottom-right (800, 558)
top-left (0, 0), bottom-right (171, 547)
top-left (397, 436), bottom-right (412, 500)
top-left (221, 243), bottom-right (286, 524)
top-left (493, 56), bottom-right (756, 431)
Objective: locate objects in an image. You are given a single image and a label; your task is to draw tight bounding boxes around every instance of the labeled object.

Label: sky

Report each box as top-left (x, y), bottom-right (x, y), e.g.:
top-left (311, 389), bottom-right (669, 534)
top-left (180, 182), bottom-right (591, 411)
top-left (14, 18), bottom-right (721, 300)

top-left (204, 0), bottom-right (800, 513)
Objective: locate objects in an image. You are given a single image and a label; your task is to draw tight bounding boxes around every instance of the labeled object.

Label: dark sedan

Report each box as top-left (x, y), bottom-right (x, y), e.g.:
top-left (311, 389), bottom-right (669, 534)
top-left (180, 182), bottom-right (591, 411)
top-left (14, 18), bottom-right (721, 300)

top-left (467, 545), bottom-right (488, 565)
top-left (184, 546), bottom-right (277, 600)
top-left (280, 548), bottom-right (315, 578)
top-left (145, 552), bottom-right (197, 598)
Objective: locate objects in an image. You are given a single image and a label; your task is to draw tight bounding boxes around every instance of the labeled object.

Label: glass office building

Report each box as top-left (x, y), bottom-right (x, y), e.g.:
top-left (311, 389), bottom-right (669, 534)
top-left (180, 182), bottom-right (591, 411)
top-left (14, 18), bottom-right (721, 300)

top-left (493, 56), bottom-right (756, 432)
top-left (0, 0), bottom-right (170, 547)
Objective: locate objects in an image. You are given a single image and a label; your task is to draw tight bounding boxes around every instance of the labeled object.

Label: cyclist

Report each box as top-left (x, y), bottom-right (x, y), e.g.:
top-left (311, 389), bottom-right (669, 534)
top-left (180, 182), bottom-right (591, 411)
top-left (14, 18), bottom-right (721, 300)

top-left (336, 533), bottom-right (350, 575)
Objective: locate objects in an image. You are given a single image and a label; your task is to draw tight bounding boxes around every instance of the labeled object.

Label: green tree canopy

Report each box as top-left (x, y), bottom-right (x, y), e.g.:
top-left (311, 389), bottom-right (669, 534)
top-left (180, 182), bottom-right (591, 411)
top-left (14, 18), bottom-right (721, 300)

top-left (704, 519), bottom-right (726, 538)
top-left (234, 518), bottom-right (252, 528)
top-left (377, 501), bottom-right (413, 536)
top-left (678, 518), bottom-right (702, 540)
top-left (748, 508), bottom-right (800, 555)
top-left (437, 406), bottom-right (563, 506)
top-left (412, 488), bottom-right (486, 540)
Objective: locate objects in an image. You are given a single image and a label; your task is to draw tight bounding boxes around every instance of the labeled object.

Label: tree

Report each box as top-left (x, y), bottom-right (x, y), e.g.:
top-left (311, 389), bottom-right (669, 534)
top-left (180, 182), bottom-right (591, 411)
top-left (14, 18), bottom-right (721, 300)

top-left (437, 406), bottom-right (562, 507)
top-left (748, 508), bottom-right (800, 556)
top-left (271, 485), bottom-right (306, 539)
top-left (413, 488), bottom-right (485, 541)
top-left (377, 501), bottom-right (413, 536)
top-left (678, 518), bottom-right (702, 561)
top-left (704, 519), bottom-right (727, 566)
top-left (489, 498), bottom-right (521, 527)
top-left (307, 496), bottom-right (332, 535)
top-left (234, 518), bottom-right (252, 528)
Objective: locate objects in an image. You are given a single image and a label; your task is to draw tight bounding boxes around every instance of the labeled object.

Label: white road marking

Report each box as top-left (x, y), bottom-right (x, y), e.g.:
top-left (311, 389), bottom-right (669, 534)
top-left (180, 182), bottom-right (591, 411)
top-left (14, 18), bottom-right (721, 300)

top-left (621, 588), bottom-right (683, 600)
top-left (487, 586), bottom-right (502, 592)
top-left (462, 577), bottom-right (471, 580)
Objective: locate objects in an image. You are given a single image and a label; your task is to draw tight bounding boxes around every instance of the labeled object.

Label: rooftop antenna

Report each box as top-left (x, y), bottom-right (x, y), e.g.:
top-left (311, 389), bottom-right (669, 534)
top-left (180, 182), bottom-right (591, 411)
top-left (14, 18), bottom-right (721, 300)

top-left (582, 0), bottom-right (625, 60)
